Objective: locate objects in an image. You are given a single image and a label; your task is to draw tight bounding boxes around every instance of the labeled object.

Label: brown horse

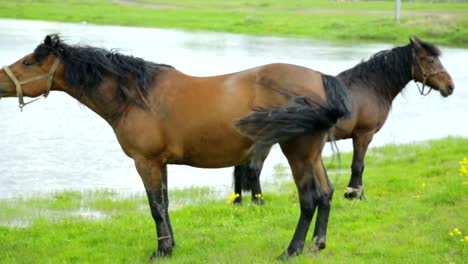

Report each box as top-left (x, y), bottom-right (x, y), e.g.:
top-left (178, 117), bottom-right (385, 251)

top-left (233, 37), bottom-right (455, 204)
top-left (0, 34), bottom-right (351, 259)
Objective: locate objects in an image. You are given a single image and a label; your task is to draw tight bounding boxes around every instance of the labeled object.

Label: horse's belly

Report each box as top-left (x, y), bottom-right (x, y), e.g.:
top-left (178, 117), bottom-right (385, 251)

top-left (164, 94), bottom-right (254, 167)
top-left (176, 144), bottom-right (252, 168)
top-left (173, 133), bottom-right (252, 168)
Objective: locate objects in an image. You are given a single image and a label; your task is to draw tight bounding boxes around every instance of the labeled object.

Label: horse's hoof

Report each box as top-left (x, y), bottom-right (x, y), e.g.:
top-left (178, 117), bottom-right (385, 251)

top-left (278, 251), bottom-right (290, 261)
top-left (252, 197), bottom-right (265, 206)
top-left (149, 250), bottom-right (171, 261)
top-left (277, 248), bottom-right (302, 260)
top-left (149, 244), bottom-right (173, 260)
top-left (309, 236), bottom-right (326, 256)
top-left (233, 196), bottom-right (242, 205)
top-left (344, 186), bottom-right (364, 200)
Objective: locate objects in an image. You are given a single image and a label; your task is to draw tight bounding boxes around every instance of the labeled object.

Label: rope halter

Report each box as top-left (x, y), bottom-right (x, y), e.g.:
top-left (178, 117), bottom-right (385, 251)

top-left (2, 57), bottom-right (61, 111)
top-left (411, 50), bottom-right (447, 96)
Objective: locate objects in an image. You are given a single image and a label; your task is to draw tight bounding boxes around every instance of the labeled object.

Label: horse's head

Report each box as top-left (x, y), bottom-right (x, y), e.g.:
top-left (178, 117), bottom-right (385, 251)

top-left (410, 36), bottom-right (454, 97)
top-left (0, 34), bottom-right (63, 109)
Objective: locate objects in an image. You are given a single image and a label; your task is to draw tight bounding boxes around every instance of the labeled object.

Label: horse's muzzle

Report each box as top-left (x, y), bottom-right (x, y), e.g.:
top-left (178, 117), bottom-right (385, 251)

top-left (442, 84), bottom-right (455, 97)
top-left (447, 84), bottom-right (455, 95)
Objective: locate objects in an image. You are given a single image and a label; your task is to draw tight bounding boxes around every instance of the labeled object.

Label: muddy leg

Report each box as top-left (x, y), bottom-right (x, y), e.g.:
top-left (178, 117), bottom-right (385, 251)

top-left (135, 159), bottom-right (174, 259)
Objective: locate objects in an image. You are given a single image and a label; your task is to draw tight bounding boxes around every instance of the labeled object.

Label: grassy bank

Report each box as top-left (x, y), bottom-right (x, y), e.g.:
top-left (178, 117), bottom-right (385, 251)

top-left (0, 137), bottom-right (467, 263)
top-left (0, 0), bottom-right (467, 47)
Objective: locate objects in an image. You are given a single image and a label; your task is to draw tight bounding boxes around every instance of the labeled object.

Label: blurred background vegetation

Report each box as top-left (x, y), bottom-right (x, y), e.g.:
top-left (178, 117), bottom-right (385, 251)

top-left (0, 0), bottom-right (467, 47)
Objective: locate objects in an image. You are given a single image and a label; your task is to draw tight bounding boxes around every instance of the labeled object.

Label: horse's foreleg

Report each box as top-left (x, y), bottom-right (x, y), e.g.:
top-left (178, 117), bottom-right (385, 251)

top-left (344, 133), bottom-right (373, 200)
top-left (135, 159), bottom-right (174, 259)
top-left (310, 159), bottom-right (333, 254)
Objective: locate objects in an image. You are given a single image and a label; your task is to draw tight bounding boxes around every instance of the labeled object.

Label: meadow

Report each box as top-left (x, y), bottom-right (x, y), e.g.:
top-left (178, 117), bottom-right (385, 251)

top-left (0, 2), bottom-right (467, 262)
top-left (0, 0), bottom-right (467, 47)
top-left (0, 137), bottom-right (467, 263)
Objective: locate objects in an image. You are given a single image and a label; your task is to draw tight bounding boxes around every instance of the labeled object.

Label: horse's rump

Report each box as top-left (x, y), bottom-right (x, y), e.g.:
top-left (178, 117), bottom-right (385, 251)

top-left (236, 74), bottom-right (351, 166)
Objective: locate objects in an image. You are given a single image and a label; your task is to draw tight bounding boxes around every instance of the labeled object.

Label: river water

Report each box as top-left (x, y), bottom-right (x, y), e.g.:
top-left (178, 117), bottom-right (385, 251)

top-left (0, 19), bottom-right (466, 198)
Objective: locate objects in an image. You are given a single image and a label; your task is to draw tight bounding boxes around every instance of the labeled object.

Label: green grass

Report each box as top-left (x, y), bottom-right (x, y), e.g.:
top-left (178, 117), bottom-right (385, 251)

top-left (0, 137), bottom-right (467, 263)
top-left (0, 0), bottom-right (467, 47)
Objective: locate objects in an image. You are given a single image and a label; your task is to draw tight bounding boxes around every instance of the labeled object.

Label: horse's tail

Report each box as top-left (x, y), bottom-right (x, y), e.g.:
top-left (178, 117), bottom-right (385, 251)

top-left (236, 74), bottom-right (351, 166)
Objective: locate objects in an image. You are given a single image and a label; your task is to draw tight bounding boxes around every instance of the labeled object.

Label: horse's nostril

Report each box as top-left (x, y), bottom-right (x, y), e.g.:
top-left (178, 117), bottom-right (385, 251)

top-left (448, 84), bottom-right (455, 93)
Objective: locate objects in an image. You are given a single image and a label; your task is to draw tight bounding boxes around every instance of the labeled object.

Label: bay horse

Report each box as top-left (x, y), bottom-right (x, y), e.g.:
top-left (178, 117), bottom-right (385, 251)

top-left (233, 37), bottom-right (455, 204)
top-left (0, 35), bottom-right (351, 259)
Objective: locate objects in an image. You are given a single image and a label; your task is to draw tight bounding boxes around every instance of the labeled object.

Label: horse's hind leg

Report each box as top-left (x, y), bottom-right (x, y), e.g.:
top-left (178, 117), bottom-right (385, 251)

top-left (249, 160), bottom-right (265, 205)
top-left (278, 134), bottom-right (331, 259)
top-left (344, 132), bottom-right (373, 200)
top-left (233, 161), bottom-right (265, 205)
top-left (135, 159), bottom-right (174, 259)
top-left (233, 164), bottom-right (244, 204)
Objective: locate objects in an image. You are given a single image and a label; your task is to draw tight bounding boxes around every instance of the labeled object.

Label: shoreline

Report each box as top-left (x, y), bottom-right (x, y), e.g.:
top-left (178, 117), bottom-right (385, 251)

top-left (0, 0), bottom-right (467, 48)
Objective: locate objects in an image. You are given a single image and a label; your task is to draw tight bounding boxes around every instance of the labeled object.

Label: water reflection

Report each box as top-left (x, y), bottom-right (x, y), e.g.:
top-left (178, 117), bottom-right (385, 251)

top-left (0, 19), bottom-right (467, 198)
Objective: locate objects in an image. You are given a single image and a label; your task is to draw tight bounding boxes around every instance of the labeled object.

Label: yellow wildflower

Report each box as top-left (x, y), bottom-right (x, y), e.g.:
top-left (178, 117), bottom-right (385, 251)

top-left (460, 157), bottom-right (468, 176)
top-left (227, 192), bottom-right (240, 204)
top-left (454, 228), bottom-right (462, 235)
top-left (449, 232), bottom-right (454, 237)
top-left (461, 167), bottom-right (468, 176)
top-left (255, 194), bottom-right (263, 199)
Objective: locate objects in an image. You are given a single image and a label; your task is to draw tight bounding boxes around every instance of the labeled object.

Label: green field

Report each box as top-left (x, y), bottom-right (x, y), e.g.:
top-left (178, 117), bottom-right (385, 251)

top-left (1, 137), bottom-right (467, 263)
top-left (0, 0), bottom-right (467, 47)
top-left (1, 2), bottom-right (466, 262)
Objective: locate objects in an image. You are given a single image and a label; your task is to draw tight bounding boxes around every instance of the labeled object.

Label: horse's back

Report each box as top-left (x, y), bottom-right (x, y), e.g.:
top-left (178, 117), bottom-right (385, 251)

top-left (253, 63), bottom-right (327, 105)
top-left (155, 63), bottom-right (327, 119)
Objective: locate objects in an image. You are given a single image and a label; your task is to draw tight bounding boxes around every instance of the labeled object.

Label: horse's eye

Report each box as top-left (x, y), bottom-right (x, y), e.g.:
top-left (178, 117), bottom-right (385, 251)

top-left (22, 60), bottom-right (33, 66)
top-left (427, 58), bottom-right (435, 64)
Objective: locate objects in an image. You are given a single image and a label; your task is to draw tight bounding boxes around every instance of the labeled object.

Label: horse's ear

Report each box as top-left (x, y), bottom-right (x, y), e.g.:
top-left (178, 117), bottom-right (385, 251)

top-left (44, 34), bottom-right (61, 49)
top-left (410, 35), bottom-right (422, 50)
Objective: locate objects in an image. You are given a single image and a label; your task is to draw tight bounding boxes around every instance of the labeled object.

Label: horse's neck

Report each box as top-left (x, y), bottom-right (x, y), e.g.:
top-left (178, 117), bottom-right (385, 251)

top-left (58, 81), bottom-right (123, 126)
top-left (339, 45), bottom-right (413, 104)
top-left (365, 73), bottom-right (411, 102)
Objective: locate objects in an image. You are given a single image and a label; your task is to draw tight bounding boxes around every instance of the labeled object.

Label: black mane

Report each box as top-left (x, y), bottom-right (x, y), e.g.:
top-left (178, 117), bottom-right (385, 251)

top-left (418, 38), bottom-right (441, 57)
top-left (337, 44), bottom-right (414, 104)
top-left (337, 38), bottom-right (442, 105)
top-left (33, 35), bottom-right (174, 121)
